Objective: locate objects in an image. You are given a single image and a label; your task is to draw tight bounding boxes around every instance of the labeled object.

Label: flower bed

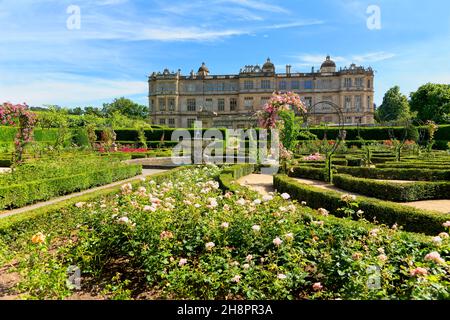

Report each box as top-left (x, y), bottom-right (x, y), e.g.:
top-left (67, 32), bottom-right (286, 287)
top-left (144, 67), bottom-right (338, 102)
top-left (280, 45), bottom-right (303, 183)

top-left (0, 166), bottom-right (449, 300)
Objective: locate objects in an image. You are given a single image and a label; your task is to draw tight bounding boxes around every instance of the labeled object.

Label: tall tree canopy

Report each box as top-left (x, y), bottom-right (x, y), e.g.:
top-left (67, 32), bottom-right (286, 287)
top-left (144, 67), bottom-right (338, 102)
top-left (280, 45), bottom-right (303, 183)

top-left (410, 83), bottom-right (450, 124)
top-left (102, 97), bottom-right (148, 120)
top-left (377, 86), bottom-right (410, 121)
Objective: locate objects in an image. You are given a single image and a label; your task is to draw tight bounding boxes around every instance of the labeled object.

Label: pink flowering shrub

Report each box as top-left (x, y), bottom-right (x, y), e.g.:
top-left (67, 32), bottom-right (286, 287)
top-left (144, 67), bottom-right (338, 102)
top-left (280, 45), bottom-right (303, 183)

top-left (0, 102), bottom-right (37, 164)
top-left (303, 153), bottom-right (325, 161)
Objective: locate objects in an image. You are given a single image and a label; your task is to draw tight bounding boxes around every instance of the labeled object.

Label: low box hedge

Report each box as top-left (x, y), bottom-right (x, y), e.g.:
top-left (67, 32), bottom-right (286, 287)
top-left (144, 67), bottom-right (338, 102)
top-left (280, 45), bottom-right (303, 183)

top-left (333, 174), bottom-right (450, 202)
top-left (289, 166), bottom-right (326, 181)
top-left (273, 174), bottom-right (450, 235)
top-left (0, 164), bottom-right (142, 210)
top-left (335, 166), bottom-right (450, 181)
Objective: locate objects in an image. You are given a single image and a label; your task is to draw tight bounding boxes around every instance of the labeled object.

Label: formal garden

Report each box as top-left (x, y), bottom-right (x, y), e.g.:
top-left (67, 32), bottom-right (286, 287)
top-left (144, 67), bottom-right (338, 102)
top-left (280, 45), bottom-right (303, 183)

top-left (0, 95), bottom-right (449, 300)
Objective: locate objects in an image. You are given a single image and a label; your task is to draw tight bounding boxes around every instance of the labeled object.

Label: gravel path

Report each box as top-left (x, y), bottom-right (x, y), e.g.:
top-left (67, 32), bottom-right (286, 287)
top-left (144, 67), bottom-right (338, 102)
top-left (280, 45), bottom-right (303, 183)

top-left (0, 169), bottom-right (167, 219)
top-left (236, 174), bottom-right (275, 196)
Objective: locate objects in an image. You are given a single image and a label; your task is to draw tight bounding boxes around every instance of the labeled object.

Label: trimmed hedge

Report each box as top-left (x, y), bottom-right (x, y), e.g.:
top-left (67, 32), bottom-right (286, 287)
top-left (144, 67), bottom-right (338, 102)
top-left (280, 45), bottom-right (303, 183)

top-left (273, 174), bottom-right (450, 235)
top-left (0, 164), bottom-right (142, 210)
top-left (218, 164), bottom-right (256, 192)
top-left (333, 174), bottom-right (450, 202)
top-left (335, 166), bottom-right (450, 181)
top-left (289, 166), bottom-right (326, 181)
top-left (299, 125), bottom-right (450, 141)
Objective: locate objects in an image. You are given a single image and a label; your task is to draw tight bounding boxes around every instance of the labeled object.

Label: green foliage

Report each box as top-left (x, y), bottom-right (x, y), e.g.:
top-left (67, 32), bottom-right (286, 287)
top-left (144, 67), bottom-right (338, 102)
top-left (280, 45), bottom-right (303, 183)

top-left (335, 166), bottom-right (450, 181)
top-left (137, 126), bottom-right (148, 149)
top-left (333, 174), bottom-right (450, 202)
top-left (274, 174), bottom-right (449, 235)
top-left (72, 128), bottom-right (90, 148)
top-left (410, 83), bottom-right (450, 124)
top-left (0, 156), bottom-right (142, 209)
top-left (102, 97), bottom-right (149, 120)
top-left (278, 110), bottom-right (302, 152)
top-left (377, 86), bottom-right (411, 121)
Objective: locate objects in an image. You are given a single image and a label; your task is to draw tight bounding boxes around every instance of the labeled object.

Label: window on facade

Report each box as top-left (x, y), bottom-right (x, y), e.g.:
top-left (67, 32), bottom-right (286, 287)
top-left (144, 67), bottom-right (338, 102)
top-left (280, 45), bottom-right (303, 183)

top-left (187, 99), bottom-right (196, 111)
top-left (344, 78), bottom-right (352, 88)
top-left (218, 99), bottom-right (225, 111)
top-left (217, 83), bottom-right (226, 91)
top-left (322, 96), bottom-right (332, 111)
top-left (291, 80), bottom-right (300, 90)
top-left (261, 80), bottom-right (271, 89)
top-left (355, 96), bottom-right (362, 112)
top-left (304, 80), bottom-right (313, 89)
top-left (244, 80), bottom-right (254, 90)
top-left (168, 98), bottom-right (175, 111)
top-left (355, 117), bottom-right (362, 124)
top-left (187, 118), bottom-right (196, 128)
top-left (345, 96), bottom-right (352, 111)
top-left (158, 98), bottom-right (166, 111)
top-left (345, 117), bottom-right (352, 123)
top-left (150, 99), bottom-right (154, 112)
top-left (159, 118), bottom-right (166, 125)
top-left (260, 97), bottom-right (271, 107)
top-left (168, 118), bottom-right (175, 126)
top-left (279, 81), bottom-right (287, 90)
top-left (367, 96), bottom-right (371, 111)
top-left (205, 98), bottom-right (213, 111)
top-left (205, 83), bottom-right (214, 92)
top-left (367, 80), bottom-right (371, 88)
top-left (321, 80), bottom-right (332, 89)
top-left (303, 97), bottom-right (312, 107)
top-left (230, 98), bottom-right (237, 111)
top-left (355, 78), bottom-right (364, 88)
top-left (244, 97), bottom-right (253, 109)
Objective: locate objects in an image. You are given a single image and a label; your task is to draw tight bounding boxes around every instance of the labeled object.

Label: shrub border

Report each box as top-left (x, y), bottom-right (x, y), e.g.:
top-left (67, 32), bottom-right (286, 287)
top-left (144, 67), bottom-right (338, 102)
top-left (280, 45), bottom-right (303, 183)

top-left (273, 174), bottom-right (450, 235)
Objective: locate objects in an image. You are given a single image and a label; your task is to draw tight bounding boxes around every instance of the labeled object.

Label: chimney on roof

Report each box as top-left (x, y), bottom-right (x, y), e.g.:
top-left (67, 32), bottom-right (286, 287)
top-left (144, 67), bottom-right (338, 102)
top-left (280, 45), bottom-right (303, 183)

top-left (286, 65), bottom-right (291, 75)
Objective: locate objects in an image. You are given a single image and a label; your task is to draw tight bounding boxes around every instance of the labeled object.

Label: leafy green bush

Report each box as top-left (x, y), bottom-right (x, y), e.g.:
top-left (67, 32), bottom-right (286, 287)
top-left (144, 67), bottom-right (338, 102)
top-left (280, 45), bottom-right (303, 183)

top-left (336, 166), bottom-right (450, 181)
top-left (274, 174), bottom-right (449, 235)
top-left (333, 174), bottom-right (450, 202)
top-left (289, 166), bottom-right (326, 181)
top-left (0, 163), bottom-right (141, 209)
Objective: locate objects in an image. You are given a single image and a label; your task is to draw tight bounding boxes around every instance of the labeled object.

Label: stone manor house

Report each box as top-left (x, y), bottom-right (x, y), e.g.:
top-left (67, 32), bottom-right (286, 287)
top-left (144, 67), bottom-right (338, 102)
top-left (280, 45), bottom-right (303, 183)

top-left (148, 56), bottom-right (375, 129)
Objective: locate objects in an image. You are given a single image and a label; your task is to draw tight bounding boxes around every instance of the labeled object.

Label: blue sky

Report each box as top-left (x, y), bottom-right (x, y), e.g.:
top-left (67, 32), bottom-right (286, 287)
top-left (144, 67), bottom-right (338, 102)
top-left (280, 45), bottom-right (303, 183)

top-left (0, 0), bottom-right (449, 108)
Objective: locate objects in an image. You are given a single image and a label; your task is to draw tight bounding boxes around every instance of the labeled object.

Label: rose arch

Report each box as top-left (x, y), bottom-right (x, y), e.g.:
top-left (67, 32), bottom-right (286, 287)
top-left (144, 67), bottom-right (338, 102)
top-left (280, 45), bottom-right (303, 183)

top-left (0, 102), bottom-right (37, 165)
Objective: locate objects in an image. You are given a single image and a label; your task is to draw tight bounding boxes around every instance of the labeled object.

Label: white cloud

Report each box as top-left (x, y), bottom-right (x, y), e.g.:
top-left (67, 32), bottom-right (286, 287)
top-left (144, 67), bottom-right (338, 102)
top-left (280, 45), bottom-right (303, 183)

top-left (289, 51), bottom-right (396, 69)
top-left (0, 73), bottom-right (147, 106)
top-left (352, 52), bottom-right (396, 63)
top-left (219, 0), bottom-right (288, 13)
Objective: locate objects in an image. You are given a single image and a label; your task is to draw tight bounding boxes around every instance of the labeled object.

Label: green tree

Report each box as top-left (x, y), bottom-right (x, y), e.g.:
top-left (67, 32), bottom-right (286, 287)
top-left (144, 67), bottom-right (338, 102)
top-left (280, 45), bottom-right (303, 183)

top-left (410, 83), bottom-right (450, 124)
top-left (102, 97), bottom-right (149, 120)
top-left (377, 86), bottom-right (410, 121)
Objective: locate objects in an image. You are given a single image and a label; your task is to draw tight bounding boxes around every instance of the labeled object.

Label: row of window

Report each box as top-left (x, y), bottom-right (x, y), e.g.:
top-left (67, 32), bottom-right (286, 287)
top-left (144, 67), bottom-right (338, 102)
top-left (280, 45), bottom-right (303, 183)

top-left (188, 98), bottom-right (238, 112)
top-left (153, 78), bottom-right (371, 94)
top-left (159, 118), bottom-right (176, 126)
top-left (152, 95), bottom-right (372, 112)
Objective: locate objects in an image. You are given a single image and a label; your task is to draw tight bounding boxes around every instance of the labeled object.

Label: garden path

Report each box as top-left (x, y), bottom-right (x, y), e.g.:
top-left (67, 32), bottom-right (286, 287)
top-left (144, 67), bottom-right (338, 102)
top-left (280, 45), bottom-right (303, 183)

top-left (236, 174), bottom-right (275, 196)
top-left (0, 169), bottom-right (168, 219)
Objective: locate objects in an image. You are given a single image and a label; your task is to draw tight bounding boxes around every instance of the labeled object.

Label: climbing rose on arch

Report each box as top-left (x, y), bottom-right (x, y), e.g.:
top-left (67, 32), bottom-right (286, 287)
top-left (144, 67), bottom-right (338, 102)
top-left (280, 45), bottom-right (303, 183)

top-left (0, 102), bottom-right (37, 164)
